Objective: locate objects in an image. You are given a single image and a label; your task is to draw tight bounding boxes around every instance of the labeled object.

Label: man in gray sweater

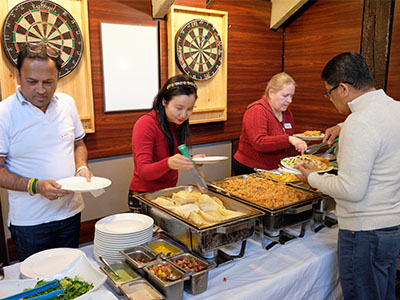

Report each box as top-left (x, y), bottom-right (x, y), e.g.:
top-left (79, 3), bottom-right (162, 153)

top-left (296, 52), bottom-right (400, 300)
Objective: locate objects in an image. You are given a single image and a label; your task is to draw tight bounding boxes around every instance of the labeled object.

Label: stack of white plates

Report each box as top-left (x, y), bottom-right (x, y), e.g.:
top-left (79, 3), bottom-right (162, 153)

top-left (94, 213), bottom-right (154, 263)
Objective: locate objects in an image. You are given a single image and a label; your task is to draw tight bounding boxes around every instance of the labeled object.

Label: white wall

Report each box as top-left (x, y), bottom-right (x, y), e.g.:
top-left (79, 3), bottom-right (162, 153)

top-left (0, 141), bottom-right (232, 239)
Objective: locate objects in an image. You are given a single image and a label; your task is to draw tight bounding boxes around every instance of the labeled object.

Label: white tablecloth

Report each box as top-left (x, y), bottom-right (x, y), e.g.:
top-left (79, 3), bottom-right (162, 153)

top-left (3, 225), bottom-right (342, 300)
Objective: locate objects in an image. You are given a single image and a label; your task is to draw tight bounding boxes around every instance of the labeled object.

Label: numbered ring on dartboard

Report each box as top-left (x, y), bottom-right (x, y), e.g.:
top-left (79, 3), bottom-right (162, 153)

top-left (1, 0), bottom-right (84, 78)
top-left (175, 19), bottom-right (223, 81)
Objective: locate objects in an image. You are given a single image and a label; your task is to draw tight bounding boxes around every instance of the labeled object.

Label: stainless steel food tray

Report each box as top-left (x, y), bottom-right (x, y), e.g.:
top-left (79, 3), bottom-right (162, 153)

top-left (209, 174), bottom-right (321, 213)
top-left (208, 175), bottom-right (325, 233)
top-left (136, 185), bottom-right (263, 258)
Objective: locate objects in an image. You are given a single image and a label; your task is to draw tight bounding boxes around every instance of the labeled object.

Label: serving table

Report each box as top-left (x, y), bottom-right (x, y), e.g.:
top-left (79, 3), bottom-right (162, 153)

top-left (2, 225), bottom-right (342, 300)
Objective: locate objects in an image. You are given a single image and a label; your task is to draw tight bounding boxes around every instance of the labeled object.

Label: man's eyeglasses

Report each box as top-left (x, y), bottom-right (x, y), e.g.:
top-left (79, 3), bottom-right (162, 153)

top-left (25, 42), bottom-right (61, 58)
top-left (323, 82), bottom-right (353, 99)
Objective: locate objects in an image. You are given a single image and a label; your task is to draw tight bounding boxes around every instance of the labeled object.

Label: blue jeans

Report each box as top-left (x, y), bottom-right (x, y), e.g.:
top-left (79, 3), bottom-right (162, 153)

top-left (338, 225), bottom-right (400, 300)
top-left (9, 213), bottom-right (81, 262)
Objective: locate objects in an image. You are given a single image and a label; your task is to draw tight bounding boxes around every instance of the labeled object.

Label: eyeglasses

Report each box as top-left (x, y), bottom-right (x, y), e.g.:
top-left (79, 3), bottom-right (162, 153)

top-left (25, 42), bottom-right (61, 58)
top-left (323, 85), bottom-right (339, 99)
top-left (323, 82), bottom-right (353, 99)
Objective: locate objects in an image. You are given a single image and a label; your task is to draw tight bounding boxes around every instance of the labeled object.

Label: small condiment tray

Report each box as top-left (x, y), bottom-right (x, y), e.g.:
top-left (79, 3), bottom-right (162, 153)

top-left (118, 236), bottom-right (214, 297)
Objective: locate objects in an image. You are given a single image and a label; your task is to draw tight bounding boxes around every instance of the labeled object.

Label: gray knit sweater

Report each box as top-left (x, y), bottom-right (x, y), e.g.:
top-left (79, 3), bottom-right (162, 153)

top-left (309, 89), bottom-right (400, 230)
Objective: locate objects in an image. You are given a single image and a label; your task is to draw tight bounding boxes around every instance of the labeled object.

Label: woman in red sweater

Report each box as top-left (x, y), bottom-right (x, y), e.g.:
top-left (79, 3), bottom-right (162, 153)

top-left (129, 75), bottom-right (198, 211)
top-left (233, 72), bottom-right (307, 175)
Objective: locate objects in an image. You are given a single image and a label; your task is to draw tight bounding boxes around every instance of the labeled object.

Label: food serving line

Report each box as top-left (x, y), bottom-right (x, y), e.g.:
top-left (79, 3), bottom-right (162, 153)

top-left (2, 143), bottom-right (342, 300)
top-left (2, 224), bottom-right (342, 300)
top-left (2, 168), bottom-right (343, 300)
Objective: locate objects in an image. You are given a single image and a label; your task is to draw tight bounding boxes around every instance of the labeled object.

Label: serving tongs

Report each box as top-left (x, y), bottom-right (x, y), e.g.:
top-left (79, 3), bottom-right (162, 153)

top-left (304, 137), bottom-right (338, 155)
top-left (178, 144), bottom-right (208, 193)
top-left (4, 279), bottom-right (65, 300)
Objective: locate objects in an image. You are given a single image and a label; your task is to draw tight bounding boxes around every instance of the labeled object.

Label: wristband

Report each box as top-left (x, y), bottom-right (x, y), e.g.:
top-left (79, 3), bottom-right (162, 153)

top-left (32, 178), bottom-right (38, 194)
top-left (27, 177), bottom-right (38, 196)
top-left (75, 165), bottom-right (88, 175)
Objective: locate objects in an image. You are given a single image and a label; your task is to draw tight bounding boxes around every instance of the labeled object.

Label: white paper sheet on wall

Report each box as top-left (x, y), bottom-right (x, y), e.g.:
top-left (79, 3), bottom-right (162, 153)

top-left (100, 22), bottom-right (159, 112)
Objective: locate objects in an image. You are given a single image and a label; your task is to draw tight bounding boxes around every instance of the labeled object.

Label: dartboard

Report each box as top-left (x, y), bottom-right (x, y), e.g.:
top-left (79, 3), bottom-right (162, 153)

top-left (176, 19), bottom-right (223, 81)
top-left (1, 0), bottom-right (84, 78)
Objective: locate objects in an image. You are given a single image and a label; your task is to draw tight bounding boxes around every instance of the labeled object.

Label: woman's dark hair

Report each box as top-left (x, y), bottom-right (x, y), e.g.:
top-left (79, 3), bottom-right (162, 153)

top-left (152, 74), bottom-right (198, 155)
top-left (321, 52), bottom-right (374, 90)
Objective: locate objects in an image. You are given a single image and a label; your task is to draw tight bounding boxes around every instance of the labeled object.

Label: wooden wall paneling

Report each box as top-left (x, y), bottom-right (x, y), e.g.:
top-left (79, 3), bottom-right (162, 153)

top-left (84, 0), bottom-right (282, 158)
top-left (386, 0), bottom-right (400, 99)
top-left (283, 0), bottom-right (364, 134)
top-left (188, 0), bottom-right (283, 145)
top-left (361, 0), bottom-right (395, 90)
top-left (85, 0), bottom-right (162, 159)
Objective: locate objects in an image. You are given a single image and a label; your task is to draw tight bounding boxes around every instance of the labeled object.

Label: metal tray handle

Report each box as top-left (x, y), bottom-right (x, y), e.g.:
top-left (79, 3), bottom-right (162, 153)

top-left (284, 204), bottom-right (313, 214)
top-left (215, 221), bottom-right (249, 234)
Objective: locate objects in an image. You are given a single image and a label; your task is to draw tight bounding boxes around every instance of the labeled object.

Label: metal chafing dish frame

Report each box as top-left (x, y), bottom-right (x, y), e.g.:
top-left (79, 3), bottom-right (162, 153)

top-left (135, 185), bottom-right (264, 264)
top-left (254, 168), bottom-right (338, 231)
top-left (208, 174), bottom-right (325, 250)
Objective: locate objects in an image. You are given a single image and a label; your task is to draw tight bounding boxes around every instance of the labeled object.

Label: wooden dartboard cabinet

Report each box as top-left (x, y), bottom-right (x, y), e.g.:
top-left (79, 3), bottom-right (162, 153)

top-left (167, 5), bottom-right (228, 124)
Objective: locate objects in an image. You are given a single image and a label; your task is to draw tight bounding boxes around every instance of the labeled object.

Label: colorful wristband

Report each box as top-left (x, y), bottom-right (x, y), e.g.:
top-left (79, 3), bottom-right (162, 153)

top-left (28, 177), bottom-right (38, 196)
top-left (32, 178), bottom-right (38, 194)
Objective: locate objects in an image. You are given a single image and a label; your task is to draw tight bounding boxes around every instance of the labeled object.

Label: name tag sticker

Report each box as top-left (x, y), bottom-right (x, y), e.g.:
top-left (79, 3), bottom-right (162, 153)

top-left (284, 123), bottom-right (292, 129)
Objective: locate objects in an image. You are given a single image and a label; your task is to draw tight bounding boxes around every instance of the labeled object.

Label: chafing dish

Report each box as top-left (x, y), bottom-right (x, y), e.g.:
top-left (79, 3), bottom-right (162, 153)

top-left (286, 181), bottom-right (337, 231)
top-left (136, 186), bottom-right (263, 262)
top-left (209, 175), bottom-right (324, 249)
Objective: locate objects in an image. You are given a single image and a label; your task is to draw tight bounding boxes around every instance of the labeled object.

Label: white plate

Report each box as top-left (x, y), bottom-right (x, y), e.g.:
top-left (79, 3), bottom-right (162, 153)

top-left (293, 133), bottom-right (324, 141)
top-left (95, 213), bottom-right (154, 235)
top-left (20, 248), bottom-right (85, 279)
top-left (57, 176), bottom-right (112, 192)
top-left (280, 156), bottom-right (333, 174)
top-left (192, 156), bottom-right (228, 164)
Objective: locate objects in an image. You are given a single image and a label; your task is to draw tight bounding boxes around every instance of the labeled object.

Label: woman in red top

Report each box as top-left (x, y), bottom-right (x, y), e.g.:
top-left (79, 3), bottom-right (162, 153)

top-left (233, 72), bottom-right (307, 175)
top-left (129, 75), bottom-right (198, 211)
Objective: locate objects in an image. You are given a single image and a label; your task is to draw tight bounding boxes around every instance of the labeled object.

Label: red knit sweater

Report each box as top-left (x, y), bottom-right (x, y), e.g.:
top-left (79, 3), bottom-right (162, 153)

top-left (130, 110), bottom-right (179, 192)
top-left (234, 96), bottom-right (295, 170)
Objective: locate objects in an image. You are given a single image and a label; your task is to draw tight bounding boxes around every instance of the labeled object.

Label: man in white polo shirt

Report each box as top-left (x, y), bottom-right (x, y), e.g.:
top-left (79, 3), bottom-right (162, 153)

top-left (0, 42), bottom-right (92, 261)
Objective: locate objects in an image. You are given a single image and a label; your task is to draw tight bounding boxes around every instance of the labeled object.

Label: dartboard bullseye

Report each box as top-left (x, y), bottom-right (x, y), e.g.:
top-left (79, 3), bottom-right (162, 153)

top-left (1, 0), bottom-right (84, 78)
top-left (176, 19), bottom-right (223, 81)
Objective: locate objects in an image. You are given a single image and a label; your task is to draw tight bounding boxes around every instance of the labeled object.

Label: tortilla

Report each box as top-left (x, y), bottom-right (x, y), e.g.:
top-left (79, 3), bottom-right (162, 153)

top-left (153, 196), bottom-right (176, 207)
top-left (170, 203), bottom-right (200, 218)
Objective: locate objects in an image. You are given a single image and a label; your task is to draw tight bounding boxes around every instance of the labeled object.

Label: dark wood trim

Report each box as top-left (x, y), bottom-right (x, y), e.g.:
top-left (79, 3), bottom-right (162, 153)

top-left (361, 0), bottom-right (395, 90)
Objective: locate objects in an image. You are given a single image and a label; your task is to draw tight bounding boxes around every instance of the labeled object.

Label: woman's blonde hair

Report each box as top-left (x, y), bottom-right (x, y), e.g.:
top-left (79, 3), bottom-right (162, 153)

top-left (265, 72), bottom-right (296, 98)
